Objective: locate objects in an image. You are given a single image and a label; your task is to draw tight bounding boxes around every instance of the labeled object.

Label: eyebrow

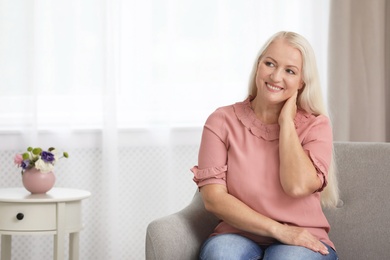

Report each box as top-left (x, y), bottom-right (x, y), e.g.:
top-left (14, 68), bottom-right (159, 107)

top-left (264, 56), bottom-right (300, 71)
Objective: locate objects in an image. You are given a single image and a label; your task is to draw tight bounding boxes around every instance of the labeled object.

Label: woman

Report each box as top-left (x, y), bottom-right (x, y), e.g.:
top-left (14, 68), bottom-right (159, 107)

top-left (191, 31), bottom-right (339, 260)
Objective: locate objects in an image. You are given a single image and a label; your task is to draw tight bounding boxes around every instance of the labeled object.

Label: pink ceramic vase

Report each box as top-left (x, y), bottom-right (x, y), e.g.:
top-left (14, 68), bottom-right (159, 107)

top-left (22, 167), bottom-right (56, 194)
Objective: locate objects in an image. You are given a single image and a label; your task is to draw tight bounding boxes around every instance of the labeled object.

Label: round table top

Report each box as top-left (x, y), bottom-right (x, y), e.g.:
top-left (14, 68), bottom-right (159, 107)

top-left (0, 187), bottom-right (91, 203)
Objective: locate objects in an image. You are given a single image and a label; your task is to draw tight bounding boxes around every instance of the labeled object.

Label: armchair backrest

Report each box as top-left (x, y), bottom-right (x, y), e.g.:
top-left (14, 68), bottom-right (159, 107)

top-left (324, 142), bottom-right (390, 259)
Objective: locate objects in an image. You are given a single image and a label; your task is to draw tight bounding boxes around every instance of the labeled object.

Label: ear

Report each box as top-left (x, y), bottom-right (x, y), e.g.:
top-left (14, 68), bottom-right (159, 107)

top-left (297, 82), bottom-right (305, 98)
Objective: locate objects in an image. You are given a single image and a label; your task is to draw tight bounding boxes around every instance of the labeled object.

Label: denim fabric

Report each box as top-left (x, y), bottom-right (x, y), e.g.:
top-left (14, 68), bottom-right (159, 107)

top-left (199, 234), bottom-right (338, 260)
top-left (199, 234), bottom-right (263, 260)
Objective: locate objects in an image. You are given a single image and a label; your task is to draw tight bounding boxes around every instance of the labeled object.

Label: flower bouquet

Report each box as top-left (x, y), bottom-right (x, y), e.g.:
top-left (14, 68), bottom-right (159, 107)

top-left (14, 147), bottom-right (68, 174)
top-left (14, 147), bottom-right (69, 194)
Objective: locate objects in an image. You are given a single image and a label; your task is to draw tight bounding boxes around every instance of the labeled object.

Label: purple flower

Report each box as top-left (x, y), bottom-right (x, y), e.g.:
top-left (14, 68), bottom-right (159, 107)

top-left (21, 160), bottom-right (30, 169)
top-left (41, 151), bottom-right (55, 163)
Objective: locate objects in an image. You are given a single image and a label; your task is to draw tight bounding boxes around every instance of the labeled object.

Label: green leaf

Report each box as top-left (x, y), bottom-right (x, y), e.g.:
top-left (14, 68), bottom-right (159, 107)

top-left (32, 148), bottom-right (42, 155)
top-left (63, 152), bottom-right (69, 158)
top-left (22, 152), bottom-right (30, 160)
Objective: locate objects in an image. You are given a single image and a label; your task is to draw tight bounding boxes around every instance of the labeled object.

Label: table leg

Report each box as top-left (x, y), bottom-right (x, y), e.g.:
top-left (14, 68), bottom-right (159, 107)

top-left (69, 232), bottom-right (80, 260)
top-left (54, 202), bottom-right (65, 260)
top-left (1, 235), bottom-right (11, 260)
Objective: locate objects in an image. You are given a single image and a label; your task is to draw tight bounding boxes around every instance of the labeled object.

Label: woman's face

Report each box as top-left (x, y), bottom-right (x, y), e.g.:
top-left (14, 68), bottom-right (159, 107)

top-left (255, 38), bottom-right (304, 105)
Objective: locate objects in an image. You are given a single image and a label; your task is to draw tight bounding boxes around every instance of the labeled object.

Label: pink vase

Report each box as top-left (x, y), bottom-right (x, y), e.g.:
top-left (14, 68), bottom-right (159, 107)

top-left (22, 168), bottom-right (56, 194)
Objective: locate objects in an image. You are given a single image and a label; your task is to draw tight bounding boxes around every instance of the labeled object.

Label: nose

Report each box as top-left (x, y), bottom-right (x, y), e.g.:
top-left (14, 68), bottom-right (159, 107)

top-left (270, 69), bottom-right (282, 82)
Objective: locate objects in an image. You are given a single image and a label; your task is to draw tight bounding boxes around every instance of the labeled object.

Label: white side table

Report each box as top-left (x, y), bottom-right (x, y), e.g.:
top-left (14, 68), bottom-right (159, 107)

top-left (0, 187), bottom-right (90, 260)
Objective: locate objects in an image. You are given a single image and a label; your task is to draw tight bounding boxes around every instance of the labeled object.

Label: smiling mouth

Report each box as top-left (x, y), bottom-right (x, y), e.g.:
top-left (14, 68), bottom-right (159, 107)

top-left (266, 83), bottom-right (284, 91)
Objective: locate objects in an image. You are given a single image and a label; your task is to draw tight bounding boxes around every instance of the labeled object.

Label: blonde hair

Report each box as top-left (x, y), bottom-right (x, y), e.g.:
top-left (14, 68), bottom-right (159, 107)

top-left (248, 31), bottom-right (339, 208)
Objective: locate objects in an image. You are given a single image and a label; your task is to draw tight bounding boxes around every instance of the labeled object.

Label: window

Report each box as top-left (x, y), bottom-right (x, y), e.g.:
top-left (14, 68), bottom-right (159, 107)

top-left (0, 0), bottom-right (330, 130)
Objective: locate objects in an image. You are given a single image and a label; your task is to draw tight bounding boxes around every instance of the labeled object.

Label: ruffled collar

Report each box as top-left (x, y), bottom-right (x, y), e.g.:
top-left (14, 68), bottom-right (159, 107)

top-left (232, 97), bottom-right (312, 141)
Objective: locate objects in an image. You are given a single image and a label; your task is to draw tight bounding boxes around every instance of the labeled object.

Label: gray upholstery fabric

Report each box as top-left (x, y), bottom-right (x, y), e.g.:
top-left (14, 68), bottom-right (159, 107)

top-left (146, 142), bottom-right (390, 259)
top-left (146, 193), bottom-right (219, 260)
top-left (324, 142), bottom-right (390, 259)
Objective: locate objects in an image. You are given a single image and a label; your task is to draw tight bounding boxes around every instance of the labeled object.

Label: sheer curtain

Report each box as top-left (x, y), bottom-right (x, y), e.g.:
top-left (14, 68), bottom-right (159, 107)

top-left (328, 0), bottom-right (390, 141)
top-left (0, 0), bottom-right (330, 258)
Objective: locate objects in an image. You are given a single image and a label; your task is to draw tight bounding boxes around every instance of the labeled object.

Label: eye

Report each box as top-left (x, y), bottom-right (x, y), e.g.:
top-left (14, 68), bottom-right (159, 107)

top-left (286, 69), bottom-right (296, 75)
top-left (265, 61), bottom-right (275, 67)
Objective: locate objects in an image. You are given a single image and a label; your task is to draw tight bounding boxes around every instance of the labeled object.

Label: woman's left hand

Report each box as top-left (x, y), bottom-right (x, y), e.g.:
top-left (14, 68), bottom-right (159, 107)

top-left (279, 91), bottom-right (298, 125)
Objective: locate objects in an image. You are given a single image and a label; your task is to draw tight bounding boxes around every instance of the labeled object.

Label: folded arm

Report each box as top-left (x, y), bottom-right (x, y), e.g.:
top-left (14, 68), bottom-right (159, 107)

top-left (200, 184), bottom-right (329, 255)
top-left (278, 93), bottom-right (323, 197)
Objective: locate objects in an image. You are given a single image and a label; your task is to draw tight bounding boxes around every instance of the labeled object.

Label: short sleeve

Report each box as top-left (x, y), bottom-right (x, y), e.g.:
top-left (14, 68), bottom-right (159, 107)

top-left (191, 165), bottom-right (227, 187)
top-left (302, 115), bottom-right (333, 192)
top-left (191, 108), bottom-right (229, 188)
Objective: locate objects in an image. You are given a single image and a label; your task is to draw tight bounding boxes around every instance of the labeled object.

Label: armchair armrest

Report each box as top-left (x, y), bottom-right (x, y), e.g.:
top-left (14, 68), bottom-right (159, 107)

top-left (146, 191), bottom-right (219, 260)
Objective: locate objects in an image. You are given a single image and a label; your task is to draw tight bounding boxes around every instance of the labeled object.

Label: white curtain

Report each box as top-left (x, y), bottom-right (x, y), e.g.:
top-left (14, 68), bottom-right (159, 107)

top-left (328, 0), bottom-right (390, 141)
top-left (0, 0), bottom-right (330, 258)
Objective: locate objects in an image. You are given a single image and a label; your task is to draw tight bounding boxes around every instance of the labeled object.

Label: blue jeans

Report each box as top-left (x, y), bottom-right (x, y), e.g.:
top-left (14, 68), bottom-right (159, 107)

top-left (199, 234), bottom-right (339, 260)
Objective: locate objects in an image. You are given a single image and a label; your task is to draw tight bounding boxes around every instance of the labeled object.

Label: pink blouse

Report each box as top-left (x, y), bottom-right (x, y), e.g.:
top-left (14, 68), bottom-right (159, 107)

top-left (191, 97), bottom-right (334, 249)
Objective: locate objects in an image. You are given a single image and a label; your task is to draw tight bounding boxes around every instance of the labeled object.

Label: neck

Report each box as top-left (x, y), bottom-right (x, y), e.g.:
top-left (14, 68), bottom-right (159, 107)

top-left (250, 97), bottom-right (283, 124)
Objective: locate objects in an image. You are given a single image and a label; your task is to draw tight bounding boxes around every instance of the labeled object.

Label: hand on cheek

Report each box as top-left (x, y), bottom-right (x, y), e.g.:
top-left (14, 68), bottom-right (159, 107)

top-left (279, 91), bottom-right (298, 125)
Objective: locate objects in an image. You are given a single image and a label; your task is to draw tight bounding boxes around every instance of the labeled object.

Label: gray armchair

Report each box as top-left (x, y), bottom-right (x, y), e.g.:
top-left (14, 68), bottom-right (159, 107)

top-left (146, 142), bottom-right (390, 259)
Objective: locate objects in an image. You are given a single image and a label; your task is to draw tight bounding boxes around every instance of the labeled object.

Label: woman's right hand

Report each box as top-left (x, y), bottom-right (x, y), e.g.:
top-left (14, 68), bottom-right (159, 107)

top-left (273, 224), bottom-right (329, 255)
